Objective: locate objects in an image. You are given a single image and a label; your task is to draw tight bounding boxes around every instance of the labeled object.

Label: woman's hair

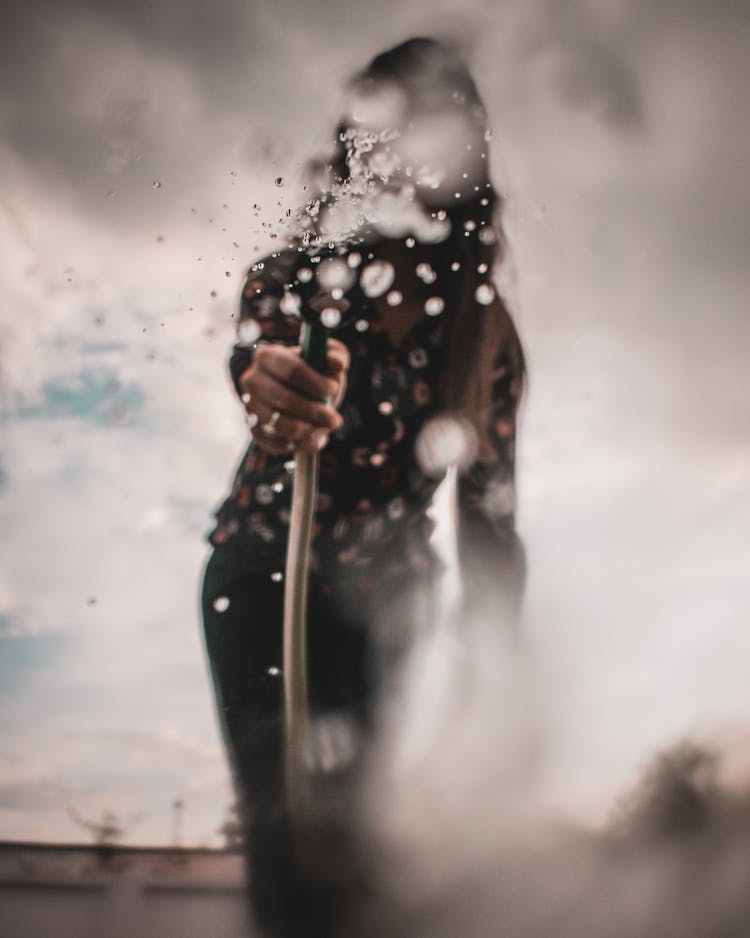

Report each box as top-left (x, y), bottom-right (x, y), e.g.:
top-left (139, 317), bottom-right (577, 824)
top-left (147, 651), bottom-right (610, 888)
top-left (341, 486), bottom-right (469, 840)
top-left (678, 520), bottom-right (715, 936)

top-left (304, 37), bottom-right (525, 459)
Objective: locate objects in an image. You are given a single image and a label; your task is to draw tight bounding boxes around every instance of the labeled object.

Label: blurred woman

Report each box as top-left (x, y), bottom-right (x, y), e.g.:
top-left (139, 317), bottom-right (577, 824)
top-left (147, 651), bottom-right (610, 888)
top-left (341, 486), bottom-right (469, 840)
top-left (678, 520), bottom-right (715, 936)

top-left (201, 36), bottom-right (526, 938)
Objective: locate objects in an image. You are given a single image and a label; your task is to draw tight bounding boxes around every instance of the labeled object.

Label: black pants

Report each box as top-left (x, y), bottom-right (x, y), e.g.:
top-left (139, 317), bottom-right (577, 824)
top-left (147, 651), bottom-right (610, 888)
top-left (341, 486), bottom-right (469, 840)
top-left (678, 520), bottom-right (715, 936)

top-left (201, 547), bottom-right (428, 938)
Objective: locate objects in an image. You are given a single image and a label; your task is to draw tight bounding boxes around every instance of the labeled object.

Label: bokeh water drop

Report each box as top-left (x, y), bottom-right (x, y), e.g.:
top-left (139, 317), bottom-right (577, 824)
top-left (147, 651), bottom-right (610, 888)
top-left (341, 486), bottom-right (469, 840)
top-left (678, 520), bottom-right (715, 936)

top-left (360, 260), bottom-right (395, 298)
top-left (321, 307), bottom-right (342, 328)
top-left (238, 319), bottom-right (262, 346)
top-left (386, 290), bottom-right (403, 307)
top-left (475, 283), bottom-right (495, 305)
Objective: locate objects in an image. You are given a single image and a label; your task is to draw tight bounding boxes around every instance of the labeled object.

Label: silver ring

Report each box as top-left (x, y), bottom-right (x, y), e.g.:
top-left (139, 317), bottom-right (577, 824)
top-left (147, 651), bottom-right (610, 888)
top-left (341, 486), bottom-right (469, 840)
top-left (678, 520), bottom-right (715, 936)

top-left (263, 410), bottom-right (281, 434)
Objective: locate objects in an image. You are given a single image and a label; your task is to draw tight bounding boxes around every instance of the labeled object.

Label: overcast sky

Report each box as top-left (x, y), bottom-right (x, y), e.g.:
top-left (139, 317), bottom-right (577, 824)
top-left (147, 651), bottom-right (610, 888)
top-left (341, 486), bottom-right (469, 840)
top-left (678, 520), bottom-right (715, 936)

top-left (1, 0), bottom-right (748, 846)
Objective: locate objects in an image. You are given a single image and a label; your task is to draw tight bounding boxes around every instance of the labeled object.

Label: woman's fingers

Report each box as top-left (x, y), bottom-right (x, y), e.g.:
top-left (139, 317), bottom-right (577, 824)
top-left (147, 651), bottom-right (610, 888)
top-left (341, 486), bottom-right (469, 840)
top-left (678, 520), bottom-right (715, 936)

top-left (326, 339), bottom-right (350, 406)
top-left (246, 347), bottom-right (342, 427)
top-left (250, 424), bottom-right (295, 456)
top-left (255, 345), bottom-right (340, 404)
top-left (251, 399), bottom-right (314, 443)
top-left (243, 385), bottom-right (333, 455)
top-left (249, 369), bottom-right (341, 430)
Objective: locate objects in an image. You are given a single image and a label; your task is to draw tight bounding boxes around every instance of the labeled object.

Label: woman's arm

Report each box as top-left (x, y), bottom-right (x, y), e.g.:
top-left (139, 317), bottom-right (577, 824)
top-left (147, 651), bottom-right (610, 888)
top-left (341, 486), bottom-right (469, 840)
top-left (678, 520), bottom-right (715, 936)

top-left (455, 343), bottom-right (526, 627)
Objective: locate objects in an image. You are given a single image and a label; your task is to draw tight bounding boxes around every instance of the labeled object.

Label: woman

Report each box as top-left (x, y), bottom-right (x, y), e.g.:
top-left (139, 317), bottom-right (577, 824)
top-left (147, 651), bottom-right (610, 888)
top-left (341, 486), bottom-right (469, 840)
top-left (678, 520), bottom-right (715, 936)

top-left (201, 37), bottom-right (526, 938)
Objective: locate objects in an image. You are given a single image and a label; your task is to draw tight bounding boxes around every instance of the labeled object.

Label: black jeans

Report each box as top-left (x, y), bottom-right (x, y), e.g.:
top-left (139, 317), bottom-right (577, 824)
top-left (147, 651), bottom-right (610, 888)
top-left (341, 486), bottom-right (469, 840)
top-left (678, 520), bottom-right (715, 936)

top-left (201, 547), bottom-right (429, 938)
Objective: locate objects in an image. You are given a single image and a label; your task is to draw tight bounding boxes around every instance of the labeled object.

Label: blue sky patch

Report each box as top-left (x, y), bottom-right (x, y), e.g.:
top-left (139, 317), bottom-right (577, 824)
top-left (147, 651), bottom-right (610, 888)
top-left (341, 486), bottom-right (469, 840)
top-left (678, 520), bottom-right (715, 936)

top-left (7, 367), bottom-right (145, 427)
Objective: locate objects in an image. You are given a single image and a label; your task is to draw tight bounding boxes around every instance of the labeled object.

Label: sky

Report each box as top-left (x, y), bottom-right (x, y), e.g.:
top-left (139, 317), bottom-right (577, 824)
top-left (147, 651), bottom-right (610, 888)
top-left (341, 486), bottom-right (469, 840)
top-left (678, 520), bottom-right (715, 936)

top-left (0, 0), bottom-right (748, 847)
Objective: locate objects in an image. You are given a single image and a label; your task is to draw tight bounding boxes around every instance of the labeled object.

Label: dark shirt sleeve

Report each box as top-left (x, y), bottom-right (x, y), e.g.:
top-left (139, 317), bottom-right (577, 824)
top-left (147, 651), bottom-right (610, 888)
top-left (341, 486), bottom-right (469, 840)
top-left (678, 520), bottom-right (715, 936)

top-left (455, 338), bottom-right (526, 623)
top-left (228, 255), bottom-right (303, 398)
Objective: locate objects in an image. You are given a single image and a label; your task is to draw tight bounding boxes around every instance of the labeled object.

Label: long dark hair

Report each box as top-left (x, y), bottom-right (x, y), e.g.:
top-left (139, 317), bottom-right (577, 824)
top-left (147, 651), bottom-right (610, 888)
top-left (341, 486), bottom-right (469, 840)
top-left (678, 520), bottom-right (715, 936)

top-left (302, 37), bottom-right (525, 459)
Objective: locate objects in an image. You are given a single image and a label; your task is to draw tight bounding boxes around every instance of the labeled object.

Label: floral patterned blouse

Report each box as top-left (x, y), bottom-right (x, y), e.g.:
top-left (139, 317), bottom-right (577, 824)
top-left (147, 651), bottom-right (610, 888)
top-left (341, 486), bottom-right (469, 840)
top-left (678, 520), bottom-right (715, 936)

top-left (207, 244), bottom-right (523, 600)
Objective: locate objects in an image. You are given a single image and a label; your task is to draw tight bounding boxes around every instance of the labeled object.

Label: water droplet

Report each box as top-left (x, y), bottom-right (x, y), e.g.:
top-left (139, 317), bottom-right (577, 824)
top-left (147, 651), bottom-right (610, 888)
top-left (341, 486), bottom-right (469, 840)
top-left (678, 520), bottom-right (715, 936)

top-left (484, 129), bottom-right (493, 141)
top-left (378, 400), bottom-right (394, 415)
top-left (152, 180), bottom-right (162, 189)
top-left (360, 260), bottom-right (395, 298)
top-left (386, 290), bottom-right (403, 307)
top-left (279, 291), bottom-right (302, 316)
top-left (241, 392), bottom-right (252, 404)
top-left (369, 452), bottom-right (386, 466)
top-left (316, 258), bottom-right (354, 292)
top-left (464, 220), bottom-right (476, 231)
top-left (331, 287), bottom-right (344, 300)
top-left (450, 261), bottom-right (461, 272)
top-left (405, 237), bottom-right (415, 248)
top-left (477, 262), bottom-right (488, 274)
top-left (271, 571), bottom-right (283, 582)
top-left (225, 270), bottom-right (231, 278)
top-left (238, 319), bottom-right (261, 346)
top-left (284, 459), bottom-right (296, 473)
top-left (355, 319), bottom-right (370, 332)
top-left (475, 284), bottom-right (495, 305)
top-left (274, 177), bottom-right (285, 187)
top-left (480, 197), bottom-right (489, 207)
top-left (478, 227), bottom-right (497, 245)
top-left (347, 252), bottom-right (362, 268)
top-left (297, 267), bottom-right (313, 283)
top-left (272, 481), bottom-right (285, 493)
top-left (416, 263), bottom-right (436, 284)
top-left (267, 666), bottom-right (281, 676)
top-left (424, 297), bottom-right (445, 316)
top-left (321, 307), bottom-right (342, 328)
top-left (246, 412), bottom-right (259, 428)
top-left (416, 416), bottom-right (478, 476)
top-left (213, 596), bottom-right (230, 613)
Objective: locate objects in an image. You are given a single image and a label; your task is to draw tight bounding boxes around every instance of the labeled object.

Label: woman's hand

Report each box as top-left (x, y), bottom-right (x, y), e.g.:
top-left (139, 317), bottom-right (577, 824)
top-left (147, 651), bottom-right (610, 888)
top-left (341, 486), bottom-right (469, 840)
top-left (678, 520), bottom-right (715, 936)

top-left (239, 339), bottom-right (350, 455)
